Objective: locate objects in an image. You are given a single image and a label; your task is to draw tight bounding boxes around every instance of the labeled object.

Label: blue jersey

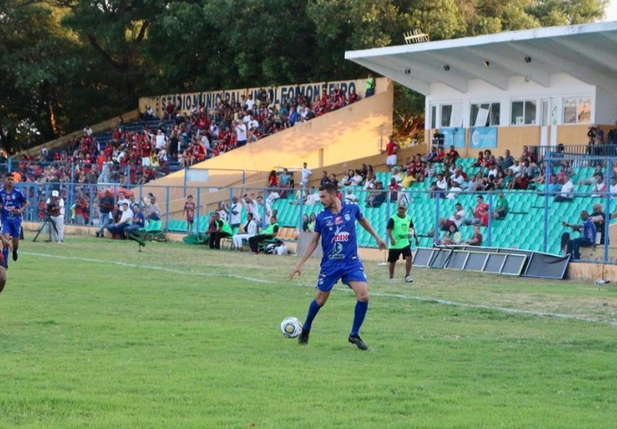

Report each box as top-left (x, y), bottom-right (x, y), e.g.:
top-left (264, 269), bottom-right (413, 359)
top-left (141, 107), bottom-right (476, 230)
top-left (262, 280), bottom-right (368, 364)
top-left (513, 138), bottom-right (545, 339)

top-left (0, 186), bottom-right (27, 222)
top-left (582, 218), bottom-right (596, 245)
top-left (315, 203), bottom-right (363, 269)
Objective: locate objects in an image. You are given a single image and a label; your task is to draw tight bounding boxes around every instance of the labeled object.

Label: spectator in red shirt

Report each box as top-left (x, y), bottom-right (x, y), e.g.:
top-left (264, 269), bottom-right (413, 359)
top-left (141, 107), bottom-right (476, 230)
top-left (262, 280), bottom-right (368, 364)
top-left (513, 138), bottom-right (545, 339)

top-left (513, 173), bottom-right (530, 190)
top-left (268, 170), bottom-right (278, 188)
top-left (388, 177), bottom-right (400, 201)
top-left (448, 145), bottom-right (460, 160)
top-left (164, 101), bottom-right (176, 120)
top-left (139, 139), bottom-right (152, 167)
top-left (466, 195), bottom-right (489, 226)
top-left (183, 195), bottom-right (196, 233)
top-left (192, 140), bottom-right (206, 163)
top-left (435, 147), bottom-right (446, 162)
top-left (348, 87), bottom-right (359, 104)
top-left (466, 225), bottom-right (483, 246)
top-left (521, 145), bottom-right (533, 163)
top-left (473, 151), bottom-right (484, 167)
top-left (384, 135), bottom-right (398, 170)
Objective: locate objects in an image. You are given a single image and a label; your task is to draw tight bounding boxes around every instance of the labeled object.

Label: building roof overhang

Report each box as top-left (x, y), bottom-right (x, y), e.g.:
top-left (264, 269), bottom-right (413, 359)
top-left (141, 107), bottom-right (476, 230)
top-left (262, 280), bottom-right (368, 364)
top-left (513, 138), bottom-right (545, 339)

top-left (345, 21), bottom-right (617, 96)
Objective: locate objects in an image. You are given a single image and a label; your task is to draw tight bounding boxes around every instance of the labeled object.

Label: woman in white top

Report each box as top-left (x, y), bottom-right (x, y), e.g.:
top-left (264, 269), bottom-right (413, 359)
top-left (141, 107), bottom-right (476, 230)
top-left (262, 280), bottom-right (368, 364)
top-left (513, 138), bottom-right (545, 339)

top-left (340, 169), bottom-right (355, 187)
top-left (446, 179), bottom-right (462, 200)
top-left (592, 175), bottom-right (607, 197)
top-left (436, 173), bottom-right (448, 191)
top-left (363, 172), bottom-right (376, 191)
top-left (609, 176), bottom-right (617, 198)
top-left (351, 170), bottom-right (364, 186)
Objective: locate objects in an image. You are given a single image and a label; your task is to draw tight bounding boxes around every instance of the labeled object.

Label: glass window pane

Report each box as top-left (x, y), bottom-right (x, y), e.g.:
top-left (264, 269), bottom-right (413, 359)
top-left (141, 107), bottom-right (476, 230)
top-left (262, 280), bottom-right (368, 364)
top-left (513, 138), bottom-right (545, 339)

top-left (490, 103), bottom-right (501, 126)
top-left (577, 98), bottom-right (591, 123)
top-left (511, 101), bottom-right (524, 125)
top-left (524, 101), bottom-right (536, 124)
top-left (563, 98), bottom-right (577, 124)
top-left (441, 105), bottom-right (452, 127)
top-left (470, 104), bottom-right (479, 126)
top-left (431, 105), bottom-right (437, 129)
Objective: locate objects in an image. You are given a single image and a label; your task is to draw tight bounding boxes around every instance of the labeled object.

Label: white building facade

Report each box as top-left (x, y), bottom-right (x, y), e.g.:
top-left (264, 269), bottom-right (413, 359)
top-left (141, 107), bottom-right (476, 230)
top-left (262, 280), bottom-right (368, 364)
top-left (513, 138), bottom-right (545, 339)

top-left (346, 22), bottom-right (617, 156)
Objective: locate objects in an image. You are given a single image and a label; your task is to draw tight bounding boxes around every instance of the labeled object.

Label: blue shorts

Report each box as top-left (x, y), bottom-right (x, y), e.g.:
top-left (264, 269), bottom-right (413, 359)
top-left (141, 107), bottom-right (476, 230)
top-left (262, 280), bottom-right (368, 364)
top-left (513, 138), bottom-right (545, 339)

top-left (315, 263), bottom-right (368, 292)
top-left (2, 219), bottom-right (21, 238)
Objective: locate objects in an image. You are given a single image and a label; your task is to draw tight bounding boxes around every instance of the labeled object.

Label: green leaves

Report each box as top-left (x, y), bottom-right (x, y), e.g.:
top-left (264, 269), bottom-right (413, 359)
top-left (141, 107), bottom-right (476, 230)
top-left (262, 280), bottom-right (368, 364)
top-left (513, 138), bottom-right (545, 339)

top-left (0, 0), bottom-right (609, 151)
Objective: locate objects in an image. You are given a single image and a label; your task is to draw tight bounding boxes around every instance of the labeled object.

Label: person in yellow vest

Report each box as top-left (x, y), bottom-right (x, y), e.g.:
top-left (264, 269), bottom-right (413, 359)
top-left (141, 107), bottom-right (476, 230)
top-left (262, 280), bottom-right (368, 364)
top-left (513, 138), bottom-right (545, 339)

top-left (386, 202), bottom-right (419, 282)
top-left (365, 73), bottom-right (375, 98)
top-left (207, 212), bottom-right (233, 249)
top-left (249, 216), bottom-right (279, 254)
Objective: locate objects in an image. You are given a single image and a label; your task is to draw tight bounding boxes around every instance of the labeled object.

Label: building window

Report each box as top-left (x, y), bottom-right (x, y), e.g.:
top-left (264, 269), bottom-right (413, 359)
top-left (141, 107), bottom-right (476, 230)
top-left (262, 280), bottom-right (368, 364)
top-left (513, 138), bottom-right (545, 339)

top-left (471, 103), bottom-right (500, 127)
top-left (563, 97), bottom-right (591, 124)
top-left (511, 100), bottom-right (537, 125)
top-left (431, 105), bottom-right (437, 129)
top-left (441, 105), bottom-right (452, 127)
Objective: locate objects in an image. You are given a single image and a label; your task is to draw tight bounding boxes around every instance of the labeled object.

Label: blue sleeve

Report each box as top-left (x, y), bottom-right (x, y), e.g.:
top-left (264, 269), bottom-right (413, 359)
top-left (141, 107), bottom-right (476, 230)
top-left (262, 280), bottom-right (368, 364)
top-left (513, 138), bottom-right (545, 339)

top-left (314, 215), bottom-right (322, 234)
top-left (18, 189), bottom-right (27, 205)
top-left (355, 204), bottom-right (364, 221)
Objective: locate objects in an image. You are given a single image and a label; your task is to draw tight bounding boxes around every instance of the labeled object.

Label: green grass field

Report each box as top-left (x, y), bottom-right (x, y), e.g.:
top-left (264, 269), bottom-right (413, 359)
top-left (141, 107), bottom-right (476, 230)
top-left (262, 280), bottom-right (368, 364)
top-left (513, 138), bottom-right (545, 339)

top-left (1, 237), bottom-right (617, 428)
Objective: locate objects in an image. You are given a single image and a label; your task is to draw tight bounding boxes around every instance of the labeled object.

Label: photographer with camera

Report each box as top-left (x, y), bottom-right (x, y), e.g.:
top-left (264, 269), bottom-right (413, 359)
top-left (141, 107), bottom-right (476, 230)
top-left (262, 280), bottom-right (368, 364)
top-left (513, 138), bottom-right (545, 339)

top-left (45, 190), bottom-right (64, 244)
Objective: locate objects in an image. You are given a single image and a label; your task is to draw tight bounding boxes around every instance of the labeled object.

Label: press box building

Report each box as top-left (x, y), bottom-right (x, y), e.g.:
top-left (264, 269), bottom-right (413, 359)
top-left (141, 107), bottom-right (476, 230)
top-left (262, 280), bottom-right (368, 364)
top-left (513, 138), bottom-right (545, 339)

top-left (346, 21), bottom-right (617, 156)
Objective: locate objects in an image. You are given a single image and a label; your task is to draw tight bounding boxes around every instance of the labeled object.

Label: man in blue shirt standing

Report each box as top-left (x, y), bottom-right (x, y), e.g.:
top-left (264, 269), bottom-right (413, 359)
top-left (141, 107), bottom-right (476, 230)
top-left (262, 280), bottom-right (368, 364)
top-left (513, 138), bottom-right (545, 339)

top-left (289, 183), bottom-right (387, 350)
top-left (0, 198), bottom-right (12, 295)
top-left (562, 210), bottom-right (596, 260)
top-left (0, 173), bottom-right (28, 267)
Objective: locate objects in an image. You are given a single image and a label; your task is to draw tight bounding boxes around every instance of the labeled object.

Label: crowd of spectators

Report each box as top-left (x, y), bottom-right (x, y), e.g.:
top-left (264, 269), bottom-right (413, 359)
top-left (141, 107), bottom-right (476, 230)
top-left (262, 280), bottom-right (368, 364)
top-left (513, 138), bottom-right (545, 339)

top-left (10, 84), bottom-right (361, 189)
top-left (13, 117), bottom-right (173, 188)
top-left (172, 85), bottom-right (360, 167)
top-left (94, 191), bottom-right (161, 240)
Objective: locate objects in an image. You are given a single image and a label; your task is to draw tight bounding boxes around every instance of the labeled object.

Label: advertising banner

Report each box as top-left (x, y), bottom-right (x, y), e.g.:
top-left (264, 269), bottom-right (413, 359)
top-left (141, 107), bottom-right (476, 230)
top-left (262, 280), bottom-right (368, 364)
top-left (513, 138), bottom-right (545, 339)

top-left (139, 78), bottom-right (375, 117)
top-left (441, 127), bottom-right (466, 148)
top-left (470, 127), bottom-right (498, 149)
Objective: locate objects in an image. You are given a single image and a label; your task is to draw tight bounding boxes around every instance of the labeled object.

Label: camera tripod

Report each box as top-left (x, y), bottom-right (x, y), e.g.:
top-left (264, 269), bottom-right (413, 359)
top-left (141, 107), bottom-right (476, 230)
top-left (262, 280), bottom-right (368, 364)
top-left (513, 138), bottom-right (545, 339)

top-left (32, 216), bottom-right (58, 243)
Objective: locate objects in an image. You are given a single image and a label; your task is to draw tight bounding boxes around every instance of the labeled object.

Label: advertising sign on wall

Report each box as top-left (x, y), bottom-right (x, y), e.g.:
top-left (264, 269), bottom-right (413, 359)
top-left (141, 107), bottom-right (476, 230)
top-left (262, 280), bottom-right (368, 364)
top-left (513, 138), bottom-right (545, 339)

top-left (139, 78), bottom-right (376, 117)
top-left (441, 127), bottom-right (466, 148)
top-left (470, 127), bottom-right (498, 149)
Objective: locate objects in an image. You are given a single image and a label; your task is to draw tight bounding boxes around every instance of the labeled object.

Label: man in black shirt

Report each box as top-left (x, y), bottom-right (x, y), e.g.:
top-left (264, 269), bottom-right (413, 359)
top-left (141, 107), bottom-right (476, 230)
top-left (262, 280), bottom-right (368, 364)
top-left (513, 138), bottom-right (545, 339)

top-left (96, 190), bottom-right (115, 238)
top-left (320, 171), bottom-right (331, 187)
top-left (169, 131), bottom-right (180, 161)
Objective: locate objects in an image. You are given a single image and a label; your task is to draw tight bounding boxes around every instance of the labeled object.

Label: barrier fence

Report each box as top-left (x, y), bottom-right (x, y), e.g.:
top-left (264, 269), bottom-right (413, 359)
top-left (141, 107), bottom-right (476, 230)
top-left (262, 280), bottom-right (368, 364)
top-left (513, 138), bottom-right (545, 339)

top-left (10, 149), bottom-right (617, 264)
top-left (17, 183), bottom-right (617, 265)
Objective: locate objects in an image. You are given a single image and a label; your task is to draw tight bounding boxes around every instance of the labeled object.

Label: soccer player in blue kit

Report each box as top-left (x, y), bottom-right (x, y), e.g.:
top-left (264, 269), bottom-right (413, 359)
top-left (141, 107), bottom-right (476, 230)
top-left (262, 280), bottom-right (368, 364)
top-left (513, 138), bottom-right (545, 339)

top-left (0, 173), bottom-right (28, 268)
top-left (0, 198), bottom-right (11, 294)
top-left (289, 183), bottom-right (387, 350)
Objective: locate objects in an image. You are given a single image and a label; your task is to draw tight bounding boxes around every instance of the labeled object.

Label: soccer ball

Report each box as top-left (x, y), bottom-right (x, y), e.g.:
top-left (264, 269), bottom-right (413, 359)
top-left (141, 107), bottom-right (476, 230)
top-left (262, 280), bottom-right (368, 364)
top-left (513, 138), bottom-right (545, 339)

top-left (280, 317), bottom-right (303, 338)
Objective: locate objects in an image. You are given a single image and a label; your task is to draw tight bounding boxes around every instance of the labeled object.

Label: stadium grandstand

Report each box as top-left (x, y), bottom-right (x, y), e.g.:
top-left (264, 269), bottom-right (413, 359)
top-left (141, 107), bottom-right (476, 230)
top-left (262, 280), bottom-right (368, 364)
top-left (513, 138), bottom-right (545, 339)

top-left (15, 21), bottom-right (617, 282)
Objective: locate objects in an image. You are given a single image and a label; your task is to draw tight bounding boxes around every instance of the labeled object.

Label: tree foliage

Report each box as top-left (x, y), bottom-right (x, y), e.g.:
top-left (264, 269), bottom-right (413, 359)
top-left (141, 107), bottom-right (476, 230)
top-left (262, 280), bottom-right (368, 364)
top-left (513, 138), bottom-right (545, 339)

top-left (0, 0), bottom-right (609, 150)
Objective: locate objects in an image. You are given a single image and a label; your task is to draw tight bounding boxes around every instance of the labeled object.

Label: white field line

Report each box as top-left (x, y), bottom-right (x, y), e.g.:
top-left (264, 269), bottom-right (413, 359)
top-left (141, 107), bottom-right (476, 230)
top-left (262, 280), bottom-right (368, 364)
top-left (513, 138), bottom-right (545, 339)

top-left (24, 251), bottom-right (617, 328)
top-left (24, 252), bottom-right (269, 284)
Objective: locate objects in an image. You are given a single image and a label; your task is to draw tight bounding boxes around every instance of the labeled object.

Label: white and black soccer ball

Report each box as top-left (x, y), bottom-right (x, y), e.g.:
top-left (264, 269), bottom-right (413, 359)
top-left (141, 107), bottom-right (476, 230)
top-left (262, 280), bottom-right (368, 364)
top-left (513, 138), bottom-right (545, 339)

top-left (280, 317), bottom-right (303, 338)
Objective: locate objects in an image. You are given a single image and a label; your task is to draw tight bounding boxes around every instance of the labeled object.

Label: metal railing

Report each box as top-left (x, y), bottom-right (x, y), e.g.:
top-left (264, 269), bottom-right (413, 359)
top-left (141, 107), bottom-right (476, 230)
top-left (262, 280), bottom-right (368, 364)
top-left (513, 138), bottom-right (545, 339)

top-left (17, 172), bottom-right (617, 264)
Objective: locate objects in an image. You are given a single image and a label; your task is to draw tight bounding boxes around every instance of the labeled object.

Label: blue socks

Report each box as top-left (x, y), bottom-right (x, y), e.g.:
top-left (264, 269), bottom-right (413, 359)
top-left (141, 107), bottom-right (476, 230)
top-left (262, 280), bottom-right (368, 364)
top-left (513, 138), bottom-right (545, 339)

top-left (303, 299), bottom-right (369, 336)
top-left (303, 299), bottom-right (322, 331)
top-left (2, 246), bottom-right (8, 268)
top-left (351, 300), bottom-right (368, 336)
